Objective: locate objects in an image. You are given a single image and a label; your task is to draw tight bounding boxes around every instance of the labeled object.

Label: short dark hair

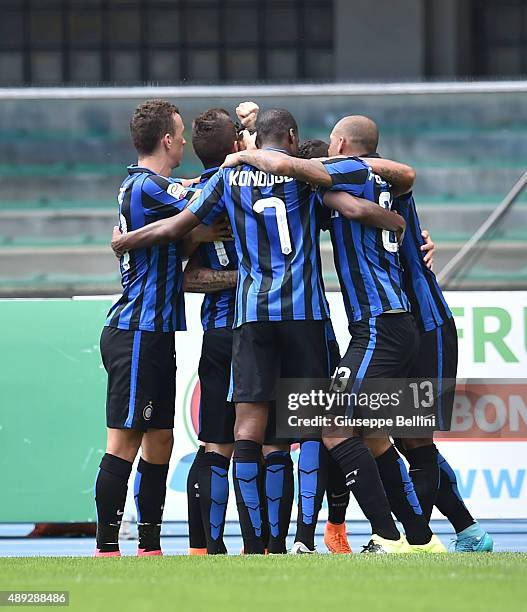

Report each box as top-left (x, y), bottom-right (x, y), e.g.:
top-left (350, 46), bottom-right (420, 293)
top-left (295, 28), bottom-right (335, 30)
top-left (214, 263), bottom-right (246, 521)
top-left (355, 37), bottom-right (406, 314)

top-left (192, 108), bottom-right (237, 167)
top-left (298, 139), bottom-right (329, 159)
top-left (130, 99), bottom-right (179, 155)
top-left (255, 108), bottom-right (298, 146)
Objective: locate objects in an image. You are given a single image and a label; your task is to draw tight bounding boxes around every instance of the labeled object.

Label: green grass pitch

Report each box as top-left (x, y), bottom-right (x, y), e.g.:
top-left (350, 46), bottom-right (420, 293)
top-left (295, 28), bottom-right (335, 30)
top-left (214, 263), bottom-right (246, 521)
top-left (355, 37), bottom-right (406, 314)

top-left (1, 554), bottom-right (526, 612)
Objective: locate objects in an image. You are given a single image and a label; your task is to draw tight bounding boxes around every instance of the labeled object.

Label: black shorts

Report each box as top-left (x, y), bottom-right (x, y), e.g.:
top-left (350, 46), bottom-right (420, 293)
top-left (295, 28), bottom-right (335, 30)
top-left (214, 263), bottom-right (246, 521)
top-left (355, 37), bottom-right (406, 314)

top-left (232, 320), bottom-right (330, 403)
top-left (330, 312), bottom-right (419, 417)
top-left (100, 326), bottom-right (176, 432)
top-left (262, 336), bottom-right (342, 445)
top-left (408, 316), bottom-right (458, 430)
top-left (198, 327), bottom-right (235, 444)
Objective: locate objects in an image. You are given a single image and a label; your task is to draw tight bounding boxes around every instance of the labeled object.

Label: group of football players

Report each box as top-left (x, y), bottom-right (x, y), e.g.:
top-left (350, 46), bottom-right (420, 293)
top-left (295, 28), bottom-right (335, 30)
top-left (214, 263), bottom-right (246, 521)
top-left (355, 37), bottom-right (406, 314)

top-left (94, 98), bottom-right (494, 556)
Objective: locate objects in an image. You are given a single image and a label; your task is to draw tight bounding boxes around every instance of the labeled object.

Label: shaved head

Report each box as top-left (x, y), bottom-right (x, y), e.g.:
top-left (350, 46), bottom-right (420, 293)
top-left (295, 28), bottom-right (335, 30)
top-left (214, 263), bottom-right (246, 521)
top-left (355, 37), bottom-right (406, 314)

top-left (329, 115), bottom-right (379, 156)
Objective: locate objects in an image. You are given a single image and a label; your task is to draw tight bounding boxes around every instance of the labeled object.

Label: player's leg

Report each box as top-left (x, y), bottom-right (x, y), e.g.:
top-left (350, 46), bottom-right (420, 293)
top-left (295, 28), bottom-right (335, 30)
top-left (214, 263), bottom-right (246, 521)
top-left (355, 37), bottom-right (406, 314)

top-left (231, 322), bottom-right (278, 554)
top-left (360, 314), bottom-right (444, 551)
top-left (294, 439), bottom-right (328, 553)
top-left (95, 428), bottom-right (142, 556)
top-left (196, 328), bottom-right (236, 554)
top-left (96, 326), bottom-right (148, 556)
top-left (322, 318), bottom-right (405, 552)
top-left (132, 329), bottom-right (178, 556)
top-left (136, 428), bottom-right (174, 555)
top-left (262, 404), bottom-right (294, 554)
top-left (324, 452), bottom-right (351, 553)
top-left (262, 441), bottom-right (294, 554)
top-left (233, 402), bottom-right (269, 554)
top-left (364, 435), bottom-right (441, 549)
top-left (276, 320), bottom-right (331, 554)
top-left (186, 445), bottom-right (207, 555)
top-left (323, 332), bottom-right (352, 553)
top-left (402, 317), bottom-right (492, 551)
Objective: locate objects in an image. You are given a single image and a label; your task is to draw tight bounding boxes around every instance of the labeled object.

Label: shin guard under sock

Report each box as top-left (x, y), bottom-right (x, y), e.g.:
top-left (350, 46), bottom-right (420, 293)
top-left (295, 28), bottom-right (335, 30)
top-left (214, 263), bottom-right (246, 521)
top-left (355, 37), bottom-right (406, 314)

top-left (295, 440), bottom-right (328, 550)
top-left (233, 440), bottom-right (265, 554)
top-left (198, 452), bottom-right (230, 554)
top-left (265, 451), bottom-right (294, 553)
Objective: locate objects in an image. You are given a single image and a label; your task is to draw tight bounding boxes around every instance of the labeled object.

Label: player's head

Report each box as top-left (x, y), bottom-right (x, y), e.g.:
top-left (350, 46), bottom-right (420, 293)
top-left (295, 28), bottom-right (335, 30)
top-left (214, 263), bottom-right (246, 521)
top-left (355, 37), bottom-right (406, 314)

top-left (255, 109), bottom-right (299, 155)
top-left (328, 115), bottom-right (379, 157)
top-left (130, 99), bottom-right (186, 168)
top-left (192, 108), bottom-right (238, 169)
top-left (298, 139), bottom-right (329, 159)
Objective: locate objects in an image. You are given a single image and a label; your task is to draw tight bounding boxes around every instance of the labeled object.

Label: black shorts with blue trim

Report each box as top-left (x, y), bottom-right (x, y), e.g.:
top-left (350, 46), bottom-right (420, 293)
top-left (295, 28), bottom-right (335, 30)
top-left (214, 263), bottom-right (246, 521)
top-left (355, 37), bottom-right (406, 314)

top-left (100, 326), bottom-right (176, 432)
top-left (330, 312), bottom-right (419, 418)
top-left (198, 327), bottom-right (235, 444)
top-left (231, 320), bottom-right (330, 403)
top-left (408, 316), bottom-right (458, 430)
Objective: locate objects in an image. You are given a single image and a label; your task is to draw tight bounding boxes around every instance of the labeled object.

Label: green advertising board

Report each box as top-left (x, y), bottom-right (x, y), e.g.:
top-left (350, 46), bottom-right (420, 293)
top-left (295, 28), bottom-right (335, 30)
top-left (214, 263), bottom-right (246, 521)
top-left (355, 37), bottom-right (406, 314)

top-left (0, 299), bottom-right (112, 522)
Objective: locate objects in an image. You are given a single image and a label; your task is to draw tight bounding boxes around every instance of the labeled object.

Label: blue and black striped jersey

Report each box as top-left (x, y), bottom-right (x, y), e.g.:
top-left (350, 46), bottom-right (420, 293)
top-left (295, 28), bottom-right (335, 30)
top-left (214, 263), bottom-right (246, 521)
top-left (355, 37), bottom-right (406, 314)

top-left (321, 156), bottom-right (410, 324)
top-left (188, 164), bottom-right (330, 328)
top-left (194, 167), bottom-right (237, 331)
top-left (105, 165), bottom-right (195, 332)
top-left (393, 191), bottom-right (452, 333)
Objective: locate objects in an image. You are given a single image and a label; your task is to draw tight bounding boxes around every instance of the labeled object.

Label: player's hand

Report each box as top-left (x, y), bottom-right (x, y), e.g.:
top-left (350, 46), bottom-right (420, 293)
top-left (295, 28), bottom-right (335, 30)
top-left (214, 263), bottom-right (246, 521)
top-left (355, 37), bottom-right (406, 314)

top-left (111, 226), bottom-right (125, 258)
top-left (222, 152), bottom-right (244, 168)
top-left (239, 129), bottom-right (257, 151)
top-left (180, 176), bottom-right (201, 187)
top-left (193, 216), bottom-right (233, 243)
top-left (236, 101), bottom-right (259, 130)
top-left (396, 226), bottom-right (405, 245)
top-left (421, 229), bottom-right (435, 270)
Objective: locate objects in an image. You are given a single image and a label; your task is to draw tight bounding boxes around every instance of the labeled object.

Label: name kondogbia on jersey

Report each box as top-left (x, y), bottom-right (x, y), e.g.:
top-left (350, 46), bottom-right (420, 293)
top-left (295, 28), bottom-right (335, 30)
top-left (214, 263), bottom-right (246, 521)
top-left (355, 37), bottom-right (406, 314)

top-left (188, 164), bottom-right (330, 327)
top-left (105, 165), bottom-right (196, 333)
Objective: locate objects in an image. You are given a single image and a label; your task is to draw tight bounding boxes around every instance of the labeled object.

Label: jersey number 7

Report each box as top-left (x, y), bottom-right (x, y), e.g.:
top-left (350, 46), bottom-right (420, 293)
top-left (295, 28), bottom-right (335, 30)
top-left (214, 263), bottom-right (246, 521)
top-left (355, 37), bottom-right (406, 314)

top-left (253, 197), bottom-right (292, 255)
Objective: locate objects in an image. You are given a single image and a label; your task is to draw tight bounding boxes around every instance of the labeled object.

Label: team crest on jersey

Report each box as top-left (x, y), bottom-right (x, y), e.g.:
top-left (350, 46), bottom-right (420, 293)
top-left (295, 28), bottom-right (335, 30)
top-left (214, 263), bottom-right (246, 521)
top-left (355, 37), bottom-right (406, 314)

top-left (143, 401), bottom-right (154, 421)
top-left (167, 182), bottom-right (188, 199)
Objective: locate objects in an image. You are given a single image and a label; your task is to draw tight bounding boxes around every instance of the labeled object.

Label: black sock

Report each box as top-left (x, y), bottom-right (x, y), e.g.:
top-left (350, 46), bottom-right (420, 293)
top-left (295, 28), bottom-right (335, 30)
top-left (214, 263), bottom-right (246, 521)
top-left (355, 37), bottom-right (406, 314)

top-left (198, 452), bottom-right (230, 554)
top-left (134, 458), bottom-right (169, 551)
top-left (329, 438), bottom-right (399, 540)
top-left (326, 451), bottom-right (350, 525)
top-left (265, 451), bottom-right (294, 554)
top-left (375, 445), bottom-right (432, 545)
top-left (436, 452), bottom-right (475, 533)
top-left (232, 440), bottom-right (265, 554)
top-left (95, 453), bottom-right (132, 552)
top-left (295, 440), bottom-right (328, 550)
top-left (187, 447), bottom-right (207, 549)
top-left (404, 443), bottom-right (440, 522)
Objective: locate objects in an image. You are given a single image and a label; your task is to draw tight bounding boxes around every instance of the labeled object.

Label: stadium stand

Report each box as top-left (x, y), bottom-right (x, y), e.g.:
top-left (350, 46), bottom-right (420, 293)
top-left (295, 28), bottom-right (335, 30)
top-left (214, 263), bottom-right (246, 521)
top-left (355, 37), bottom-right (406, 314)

top-left (1, 87), bottom-right (526, 295)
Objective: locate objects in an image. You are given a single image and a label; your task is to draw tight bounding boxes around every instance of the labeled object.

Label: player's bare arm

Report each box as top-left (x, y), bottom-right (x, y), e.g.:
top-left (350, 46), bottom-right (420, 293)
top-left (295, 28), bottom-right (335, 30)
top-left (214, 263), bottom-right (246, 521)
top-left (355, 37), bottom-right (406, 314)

top-left (183, 253), bottom-right (237, 293)
top-left (324, 191), bottom-right (406, 243)
top-left (180, 216), bottom-right (233, 259)
top-left (111, 208), bottom-right (202, 257)
top-left (361, 158), bottom-right (416, 196)
top-left (222, 150), bottom-right (333, 187)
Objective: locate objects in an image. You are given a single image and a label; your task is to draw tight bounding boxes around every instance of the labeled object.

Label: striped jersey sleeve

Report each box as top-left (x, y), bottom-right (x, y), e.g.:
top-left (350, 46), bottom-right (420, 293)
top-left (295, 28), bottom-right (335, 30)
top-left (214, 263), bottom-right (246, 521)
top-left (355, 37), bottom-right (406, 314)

top-left (393, 192), bottom-right (452, 332)
top-left (321, 157), bottom-right (370, 195)
top-left (188, 169), bottom-right (226, 225)
top-left (141, 175), bottom-right (194, 217)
